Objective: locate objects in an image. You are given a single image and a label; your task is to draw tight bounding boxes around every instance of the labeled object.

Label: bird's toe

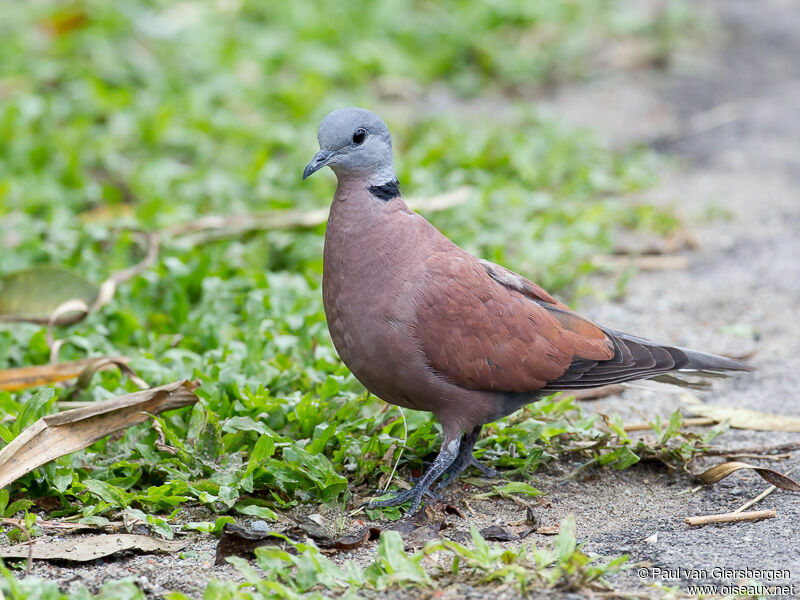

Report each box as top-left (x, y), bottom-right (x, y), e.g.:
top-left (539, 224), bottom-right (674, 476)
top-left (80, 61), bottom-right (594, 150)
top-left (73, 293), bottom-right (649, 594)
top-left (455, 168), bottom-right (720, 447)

top-left (365, 488), bottom-right (415, 509)
top-left (470, 457), bottom-right (500, 479)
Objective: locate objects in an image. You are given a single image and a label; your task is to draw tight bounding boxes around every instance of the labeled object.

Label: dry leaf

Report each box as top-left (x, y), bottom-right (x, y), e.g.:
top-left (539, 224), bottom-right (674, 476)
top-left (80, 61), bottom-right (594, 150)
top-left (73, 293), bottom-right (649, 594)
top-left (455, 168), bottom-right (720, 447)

top-left (0, 534), bottom-right (185, 562)
top-left (0, 268), bottom-right (98, 325)
top-left (38, 10), bottom-right (89, 38)
top-left (318, 527), bottom-right (379, 552)
top-left (535, 524), bottom-right (560, 535)
top-left (0, 232), bottom-right (158, 328)
top-left (400, 523), bottom-right (443, 550)
top-left (66, 356), bottom-right (148, 396)
top-left (0, 380), bottom-right (198, 488)
top-left (479, 525), bottom-right (535, 542)
top-left (215, 523), bottom-right (295, 565)
top-left (682, 392), bottom-right (800, 432)
top-left (0, 358), bottom-right (116, 392)
top-left (696, 462), bottom-right (800, 491)
top-left (0, 356), bottom-right (146, 395)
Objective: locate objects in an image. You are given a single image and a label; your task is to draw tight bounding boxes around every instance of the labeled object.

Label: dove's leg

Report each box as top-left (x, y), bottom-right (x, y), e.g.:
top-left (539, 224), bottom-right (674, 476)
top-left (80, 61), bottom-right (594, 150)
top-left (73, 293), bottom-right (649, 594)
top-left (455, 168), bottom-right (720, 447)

top-left (366, 435), bottom-right (460, 514)
top-left (434, 426), bottom-right (499, 492)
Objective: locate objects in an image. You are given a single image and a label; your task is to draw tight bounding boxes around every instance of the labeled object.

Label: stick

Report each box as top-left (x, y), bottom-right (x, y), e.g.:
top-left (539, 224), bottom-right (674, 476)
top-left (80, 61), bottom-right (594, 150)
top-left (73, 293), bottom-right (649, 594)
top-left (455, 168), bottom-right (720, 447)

top-left (675, 485), bottom-right (703, 497)
top-left (685, 509), bottom-right (776, 527)
top-left (734, 487), bottom-right (777, 514)
top-left (623, 417), bottom-right (715, 432)
top-left (1, 518), bottom-right (32, 574)
top-left (591, 254), bottom-right (689, 271)
top-left (701, 443), bottom-right (800, 456)
top-left (165, 187), bottom-right (473, 240)
top-left (733, 467), bottom-right (794, 513)
top-left (724, 453), bottom-right (790, 461)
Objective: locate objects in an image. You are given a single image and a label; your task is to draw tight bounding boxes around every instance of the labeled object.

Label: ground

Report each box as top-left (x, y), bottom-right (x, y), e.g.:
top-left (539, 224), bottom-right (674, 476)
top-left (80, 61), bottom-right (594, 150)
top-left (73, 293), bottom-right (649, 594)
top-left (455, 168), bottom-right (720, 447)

top-left (544, 0), bottom-right (800, 594)
top-left (11, 0), bottom-right (800, 597)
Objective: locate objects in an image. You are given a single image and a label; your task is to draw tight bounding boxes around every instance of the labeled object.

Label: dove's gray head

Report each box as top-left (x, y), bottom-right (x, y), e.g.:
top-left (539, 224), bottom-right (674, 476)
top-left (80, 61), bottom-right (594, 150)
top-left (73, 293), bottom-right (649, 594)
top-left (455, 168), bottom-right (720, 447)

top-left (303, 107), bottom-right (396, 184)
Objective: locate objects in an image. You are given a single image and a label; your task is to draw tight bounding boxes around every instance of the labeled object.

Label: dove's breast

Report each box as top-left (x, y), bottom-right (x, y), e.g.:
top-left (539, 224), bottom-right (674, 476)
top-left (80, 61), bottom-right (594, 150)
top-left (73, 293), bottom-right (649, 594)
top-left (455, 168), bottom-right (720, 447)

top-left (321, 182), bottom-right (437, 410)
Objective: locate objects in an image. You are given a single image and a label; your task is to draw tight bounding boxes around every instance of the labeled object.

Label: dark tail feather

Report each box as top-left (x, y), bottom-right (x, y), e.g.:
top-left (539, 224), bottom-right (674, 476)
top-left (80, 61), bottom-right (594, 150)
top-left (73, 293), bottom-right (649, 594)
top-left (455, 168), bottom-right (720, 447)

top-left (541, 328), bottom-right (754, 392)
top-left (678, 347), bottom-right (754, 372)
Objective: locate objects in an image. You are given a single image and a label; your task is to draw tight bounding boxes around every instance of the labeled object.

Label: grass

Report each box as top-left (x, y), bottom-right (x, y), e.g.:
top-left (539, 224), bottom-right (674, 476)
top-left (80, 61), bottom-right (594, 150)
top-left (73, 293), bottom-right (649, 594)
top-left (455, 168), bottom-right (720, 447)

top-left (0, 0), bottom-right (701, 596)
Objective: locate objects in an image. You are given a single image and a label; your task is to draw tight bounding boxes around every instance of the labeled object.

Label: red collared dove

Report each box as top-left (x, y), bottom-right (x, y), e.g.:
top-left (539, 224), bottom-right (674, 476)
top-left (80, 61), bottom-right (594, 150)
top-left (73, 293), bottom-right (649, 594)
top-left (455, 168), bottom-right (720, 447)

top-left (303, 107), bottom-right (752, 514)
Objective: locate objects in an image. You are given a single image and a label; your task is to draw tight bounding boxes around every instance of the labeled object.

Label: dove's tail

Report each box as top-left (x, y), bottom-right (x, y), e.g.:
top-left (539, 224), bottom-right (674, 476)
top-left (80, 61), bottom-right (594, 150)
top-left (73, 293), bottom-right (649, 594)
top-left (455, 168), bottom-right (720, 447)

top-left (541, 328), bottom-right (754, 392)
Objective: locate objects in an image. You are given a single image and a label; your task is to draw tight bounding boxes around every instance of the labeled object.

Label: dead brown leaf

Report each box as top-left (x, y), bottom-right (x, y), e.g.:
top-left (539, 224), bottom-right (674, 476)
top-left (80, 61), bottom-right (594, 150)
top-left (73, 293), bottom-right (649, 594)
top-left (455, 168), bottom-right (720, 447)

top-left (401, 523), bottom-right (443, 549)
top-left (38, 10), bottom-right (89, 37)
top-left (0, 358), bottom-right (127, 392)
top-left (696, 461), bottom-right (800, 491)
top-left (317, 527), bottom-right (381, 552)
top-left (535, 524), bottom-right (560, 535)
top-left (0, 534), bottom-right (185, 562)
top-left (0, 380), bottom-right (198, 489)
top-left (215, 523), bottom-right (295, 565)
top-left (479, 525), bottom-right (535, 542)
top-left (66, 356), bottom-right (148, 397)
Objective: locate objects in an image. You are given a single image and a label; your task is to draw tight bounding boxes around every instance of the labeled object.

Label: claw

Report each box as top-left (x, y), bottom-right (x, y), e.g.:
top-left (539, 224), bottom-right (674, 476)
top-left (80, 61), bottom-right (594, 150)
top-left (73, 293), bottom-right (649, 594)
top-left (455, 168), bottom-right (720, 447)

top-left (470, 457), bottom-right (500, 479)
top-left (366, 488), bottom-right (417, 509)
top-left (433, 455), bottom-right (500, 492)
top-left (366, 435), bottom-right (462, 516)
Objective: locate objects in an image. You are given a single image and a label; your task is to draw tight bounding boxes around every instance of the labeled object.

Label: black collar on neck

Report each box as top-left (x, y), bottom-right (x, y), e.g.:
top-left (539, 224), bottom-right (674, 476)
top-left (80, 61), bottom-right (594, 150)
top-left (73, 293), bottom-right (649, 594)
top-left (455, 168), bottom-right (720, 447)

top-left (368, 179), bottom-right (400, 202)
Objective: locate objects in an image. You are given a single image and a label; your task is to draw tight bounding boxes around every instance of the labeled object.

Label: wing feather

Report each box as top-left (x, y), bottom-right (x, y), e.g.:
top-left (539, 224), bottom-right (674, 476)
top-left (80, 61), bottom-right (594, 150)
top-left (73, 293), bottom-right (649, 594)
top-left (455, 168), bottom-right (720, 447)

top-left (415, 253), bottom-right (614, 393)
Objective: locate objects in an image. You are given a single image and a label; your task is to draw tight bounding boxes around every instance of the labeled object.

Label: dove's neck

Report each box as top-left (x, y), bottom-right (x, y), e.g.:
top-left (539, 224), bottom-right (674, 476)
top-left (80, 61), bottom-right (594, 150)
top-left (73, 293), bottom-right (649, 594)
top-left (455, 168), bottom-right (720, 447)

top-left (331, 163), bottom-right (396, 187)
top-left (329, 175), bottom-right (408, 224)
top-left (323, 175), bottom-right (419, 314)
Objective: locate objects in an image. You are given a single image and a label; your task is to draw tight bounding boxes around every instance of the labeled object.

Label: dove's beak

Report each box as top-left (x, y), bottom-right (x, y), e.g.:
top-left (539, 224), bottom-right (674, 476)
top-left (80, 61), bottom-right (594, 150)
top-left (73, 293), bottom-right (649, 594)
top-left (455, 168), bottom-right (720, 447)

top-left (303, 149), bottom-right (335, 180)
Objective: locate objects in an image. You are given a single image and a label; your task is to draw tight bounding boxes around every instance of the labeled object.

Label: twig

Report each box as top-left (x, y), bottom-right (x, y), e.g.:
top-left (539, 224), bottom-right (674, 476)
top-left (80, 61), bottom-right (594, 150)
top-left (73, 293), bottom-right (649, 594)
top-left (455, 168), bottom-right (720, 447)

top-left (165, 187), bottom-right (473, 241)
top-left (347, 505), bottom-right (365, 518)
top-left (701, 443), bottom-right (800, 457)
top-left (733, 467), bottom-right (795, 513)
top-left (685, 509), bottom-right (776, 527)
top-left (1, 518), bottom-right (32, 574)
top-left (725, 453), bottom-right (790, 461)
top-left (623, 417), bottom-right (715, 432)
top-left (591, 254), bottom-right (688, 271)
top-left (675, 485), bottom-right (703, 497)
top-left (91, 230), bottom-right (159, 312)
top-left (734, 486), bottom-right (778, 514)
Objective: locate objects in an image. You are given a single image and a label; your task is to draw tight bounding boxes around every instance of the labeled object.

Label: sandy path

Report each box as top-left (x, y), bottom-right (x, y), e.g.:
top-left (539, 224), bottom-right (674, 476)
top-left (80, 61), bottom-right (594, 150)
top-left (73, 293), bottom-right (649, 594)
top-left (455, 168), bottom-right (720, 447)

top-left (540, 0), bottom-right (800, 594)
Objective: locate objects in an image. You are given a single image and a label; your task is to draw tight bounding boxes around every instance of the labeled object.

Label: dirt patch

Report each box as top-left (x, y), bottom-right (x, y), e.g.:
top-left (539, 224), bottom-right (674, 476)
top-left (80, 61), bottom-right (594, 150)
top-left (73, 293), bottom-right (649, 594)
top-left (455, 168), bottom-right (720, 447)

top-left (563, 0), bottom-right (800, 594)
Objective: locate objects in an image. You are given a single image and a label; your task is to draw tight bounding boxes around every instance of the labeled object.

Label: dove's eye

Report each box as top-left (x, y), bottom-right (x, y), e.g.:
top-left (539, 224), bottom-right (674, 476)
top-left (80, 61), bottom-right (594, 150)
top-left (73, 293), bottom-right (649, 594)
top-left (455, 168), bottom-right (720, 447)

top-left (352, 128), bottom-right (366, 144)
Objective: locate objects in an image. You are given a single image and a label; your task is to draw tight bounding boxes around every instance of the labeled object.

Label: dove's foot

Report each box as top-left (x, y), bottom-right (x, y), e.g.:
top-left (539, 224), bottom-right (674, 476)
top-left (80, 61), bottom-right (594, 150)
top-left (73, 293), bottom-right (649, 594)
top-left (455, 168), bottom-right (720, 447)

top-left (367, 434), bottom-right (461, 515)
top-left (435, 455), bottom-right (500, 492)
